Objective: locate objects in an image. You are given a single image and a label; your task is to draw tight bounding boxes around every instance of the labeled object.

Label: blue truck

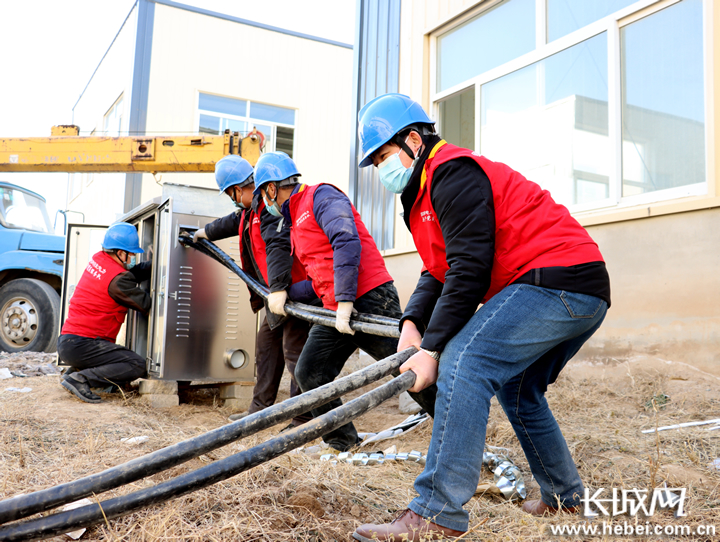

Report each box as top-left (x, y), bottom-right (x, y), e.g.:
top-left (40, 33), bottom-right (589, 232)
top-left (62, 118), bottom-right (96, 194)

top-left (0, 182), bottom-right (64, 352)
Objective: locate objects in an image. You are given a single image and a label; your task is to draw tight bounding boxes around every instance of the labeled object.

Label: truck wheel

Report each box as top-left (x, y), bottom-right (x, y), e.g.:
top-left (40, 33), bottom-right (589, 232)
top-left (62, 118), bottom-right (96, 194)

top-left (0, 279), bottom-right (61, 353)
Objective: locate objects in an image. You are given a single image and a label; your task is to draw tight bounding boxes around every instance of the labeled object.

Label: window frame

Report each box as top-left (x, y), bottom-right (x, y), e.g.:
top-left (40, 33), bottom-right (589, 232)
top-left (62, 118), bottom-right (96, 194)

top-left (195, 91), bottom-right (297, 156)
top-left (428, 0), bottom-right (713, 216)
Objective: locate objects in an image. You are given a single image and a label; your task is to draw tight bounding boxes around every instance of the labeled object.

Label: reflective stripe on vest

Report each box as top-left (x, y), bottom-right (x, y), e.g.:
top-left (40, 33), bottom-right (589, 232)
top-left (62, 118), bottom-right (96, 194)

top-left (61, 251), bottom-right (130, 342)
top-left (409, 141), bottom-right (604, 303)
top-left (288, 183), bottom-right (392, 310)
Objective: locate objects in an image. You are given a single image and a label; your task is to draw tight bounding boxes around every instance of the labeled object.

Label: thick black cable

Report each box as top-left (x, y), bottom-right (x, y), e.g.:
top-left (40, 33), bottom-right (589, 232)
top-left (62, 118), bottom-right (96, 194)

top-left (0, 372), bottom-right (416, 541)
top-left (179, 235), bottom-right (400, 337)
top-left (0, 348), bottom-right (416, 525)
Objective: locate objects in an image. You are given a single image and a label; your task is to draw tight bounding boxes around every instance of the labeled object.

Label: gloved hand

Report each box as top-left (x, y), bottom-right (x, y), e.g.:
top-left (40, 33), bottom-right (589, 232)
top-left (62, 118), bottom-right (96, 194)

top-left (335, 301), bottom-right (355, 335)
top-left (267, 290), bottom-right (288, 316)
top-left (193, 228), bottom-right (208, 243)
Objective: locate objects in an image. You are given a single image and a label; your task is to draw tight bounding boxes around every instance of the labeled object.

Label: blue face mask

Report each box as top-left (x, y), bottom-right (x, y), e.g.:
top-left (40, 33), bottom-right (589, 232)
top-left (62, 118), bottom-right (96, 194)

top-left (263, 196), bottom-right (283, 217)
top-left (123, 253), bottom-right (136, 270)
top-left (229, 186), bottom-right (246, 209)
top-left (377, 139), bottom-right (418, 194)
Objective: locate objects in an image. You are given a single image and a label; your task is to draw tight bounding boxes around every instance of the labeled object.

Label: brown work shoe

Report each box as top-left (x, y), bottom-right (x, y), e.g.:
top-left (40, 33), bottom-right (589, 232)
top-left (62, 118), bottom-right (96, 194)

top-left (353, 509), bottom-right (465, 541)
top-left (522, 499), bottom-right (580, 516)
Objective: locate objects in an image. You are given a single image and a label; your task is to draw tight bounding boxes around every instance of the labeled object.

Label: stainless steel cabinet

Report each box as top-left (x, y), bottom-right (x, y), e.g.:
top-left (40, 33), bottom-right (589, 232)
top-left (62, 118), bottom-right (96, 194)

top-left (61, 183), bottom-right (256, 383)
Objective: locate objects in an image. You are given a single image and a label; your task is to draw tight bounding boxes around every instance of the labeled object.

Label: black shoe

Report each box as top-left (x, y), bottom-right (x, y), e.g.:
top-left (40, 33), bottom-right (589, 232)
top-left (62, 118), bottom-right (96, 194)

top-left (61, 376), bottom-right (102, 404)
top-left (327, 436), bottom-right (362, 452)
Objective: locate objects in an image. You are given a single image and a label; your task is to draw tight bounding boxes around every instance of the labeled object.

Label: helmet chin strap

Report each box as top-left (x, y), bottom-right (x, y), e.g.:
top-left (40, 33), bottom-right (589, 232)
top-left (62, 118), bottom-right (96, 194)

top-left (394, 133), bottom-right (418, 161)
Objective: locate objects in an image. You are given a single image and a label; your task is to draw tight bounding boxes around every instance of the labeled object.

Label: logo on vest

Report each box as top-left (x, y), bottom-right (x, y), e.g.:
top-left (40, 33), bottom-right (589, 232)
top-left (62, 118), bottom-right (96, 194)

top-left (252, 216), bottom-right (260, 225)
top-left (295, 210), bottom-right (311, 227)
top-left (86, 257), bottom-right (107, 280)
top-left (420, 210), bottom-right (435, 223)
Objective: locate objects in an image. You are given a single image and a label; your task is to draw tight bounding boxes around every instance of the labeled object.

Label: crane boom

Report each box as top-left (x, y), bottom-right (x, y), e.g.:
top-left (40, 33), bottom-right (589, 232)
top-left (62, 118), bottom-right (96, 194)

top-left (0, 125), bottom-right (259, 173)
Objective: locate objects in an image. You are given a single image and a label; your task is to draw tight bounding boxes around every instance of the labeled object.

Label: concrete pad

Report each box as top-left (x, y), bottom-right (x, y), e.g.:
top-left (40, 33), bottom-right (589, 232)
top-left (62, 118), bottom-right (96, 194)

top-left (138, 380), bottom-right (178, 395)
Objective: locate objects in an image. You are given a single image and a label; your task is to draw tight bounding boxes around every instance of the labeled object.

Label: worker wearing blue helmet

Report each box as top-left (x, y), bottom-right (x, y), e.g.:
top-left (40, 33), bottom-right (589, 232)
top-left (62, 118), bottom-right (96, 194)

top-left (58, 222), bottom-right (152, 403)
top-left (194, 155), bottom-right (314, 429)
top-left (352, 94), bottom-right (610, 541)
top-left (254, 151), bottom-right (437, 453)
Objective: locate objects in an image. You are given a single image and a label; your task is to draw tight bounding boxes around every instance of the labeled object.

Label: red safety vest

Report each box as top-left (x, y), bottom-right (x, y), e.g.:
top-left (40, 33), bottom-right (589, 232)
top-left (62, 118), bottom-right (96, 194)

top-left (61, 251), bottom-right (129, 342)
top-left (409, 141), bottom-right (604, 303)
top-left (288, 183), bottom-right (392, 310)
top-left (238, 201), bottom-right (307, 286)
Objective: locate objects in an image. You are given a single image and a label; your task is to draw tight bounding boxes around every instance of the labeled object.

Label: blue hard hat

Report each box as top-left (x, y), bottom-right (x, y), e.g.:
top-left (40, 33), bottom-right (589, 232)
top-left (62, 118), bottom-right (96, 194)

top-left (102, 223), bottom-right (144, 253)
top-left (252, 152), bottom-right (301, 196)
top-left (215, 155), bottom-right (254, 193)
top-left (357, 93), bottom-right (433, 168)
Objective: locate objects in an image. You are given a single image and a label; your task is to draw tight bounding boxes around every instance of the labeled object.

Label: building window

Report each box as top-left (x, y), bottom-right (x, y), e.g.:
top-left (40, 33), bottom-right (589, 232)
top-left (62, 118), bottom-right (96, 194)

top-left (103, 95), bottom-right (124, 136)
top-left (620, 0), bottom-right (704, 197)
top-left (480, 32), bottom-right (609, 208)
top-left (438, 86), bottom-right (475, 150)
top-left (436, 0), bottom-right (535, 93)
top-left (197, 93), bottom-right (296, 157)
top-left (432, 0), bottom-right (707, 213)
top-left (547, 0), bottom-right (637, 42)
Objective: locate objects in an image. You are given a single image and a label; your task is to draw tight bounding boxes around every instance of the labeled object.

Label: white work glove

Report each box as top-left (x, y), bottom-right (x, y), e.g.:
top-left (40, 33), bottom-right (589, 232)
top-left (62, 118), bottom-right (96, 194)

top-left (335, 301), bottom-right (355, 335)
top-left (267, 290), bottom-right (288, 316)
top-left (193, 228), bottom-right (208, 242)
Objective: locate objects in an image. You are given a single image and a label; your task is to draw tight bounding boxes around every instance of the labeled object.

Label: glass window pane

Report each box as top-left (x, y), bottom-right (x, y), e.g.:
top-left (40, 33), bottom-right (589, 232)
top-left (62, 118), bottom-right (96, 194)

top-left (249, 102), bottom-right (295, 125)
top-left (222, 118), bottom-right (248, 134)
top-left (276, 126), bottom-right (295, 158)
top-left (547, 0), bottom-right (637, 42)
top-left (198, 93), bottom-right (247, 117)
top-left (439, 87), bottom-right (475, 149)
top-left (437, 0), bottom-right (535, 92)
top-left (481, 33), bottom-right (608, 207)
top-left (199, 114), bottom-right (220, 135)
top-left (621, 0), bottom-right (704, 197)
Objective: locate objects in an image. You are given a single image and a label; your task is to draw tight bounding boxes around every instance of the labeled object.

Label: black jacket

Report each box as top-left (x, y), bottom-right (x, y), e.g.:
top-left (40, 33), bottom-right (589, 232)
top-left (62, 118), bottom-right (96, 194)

top-left (108, 261), bottom-right (152, 314)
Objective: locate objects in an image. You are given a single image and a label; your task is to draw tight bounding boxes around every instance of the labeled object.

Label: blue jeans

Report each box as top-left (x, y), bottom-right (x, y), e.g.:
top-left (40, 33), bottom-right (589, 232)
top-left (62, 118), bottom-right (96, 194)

top-left (408, 284), bottom-right (607, 531)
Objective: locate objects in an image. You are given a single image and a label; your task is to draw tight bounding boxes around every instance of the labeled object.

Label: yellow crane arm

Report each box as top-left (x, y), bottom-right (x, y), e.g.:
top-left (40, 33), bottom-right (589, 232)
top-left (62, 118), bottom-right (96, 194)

top-left (0, 126), bottom-right (260, 173)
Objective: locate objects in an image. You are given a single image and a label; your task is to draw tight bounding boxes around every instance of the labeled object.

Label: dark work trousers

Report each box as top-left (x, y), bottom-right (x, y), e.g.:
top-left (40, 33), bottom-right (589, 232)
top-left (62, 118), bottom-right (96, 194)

top-left (251, 314), bottom-right (312, 426)
top-left (57, 334), bottom-right (147, 388)
top-left (294, 281), bottom-right (437, 451)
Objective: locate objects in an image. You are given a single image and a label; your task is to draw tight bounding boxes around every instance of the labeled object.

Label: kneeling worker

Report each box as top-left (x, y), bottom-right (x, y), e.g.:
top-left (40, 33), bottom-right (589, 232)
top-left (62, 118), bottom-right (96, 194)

top-left (353, 93), bottom-right (611, 540)
top-left (254, 152), bottom-right (436, 453)
top-left (193, 155), bottom-right (312, 429)
top-left (58, 222), bottom-right (151, 403)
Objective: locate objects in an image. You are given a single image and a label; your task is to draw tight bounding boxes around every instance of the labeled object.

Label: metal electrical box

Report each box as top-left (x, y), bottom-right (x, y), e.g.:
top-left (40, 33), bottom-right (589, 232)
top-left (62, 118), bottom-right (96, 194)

top-left (60, 183), bottom-right (257, 383)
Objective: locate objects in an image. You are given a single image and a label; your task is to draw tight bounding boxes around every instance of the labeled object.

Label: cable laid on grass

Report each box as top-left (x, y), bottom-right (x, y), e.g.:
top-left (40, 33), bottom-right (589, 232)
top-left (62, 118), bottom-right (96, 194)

top-left (0, 348), bottom-right (416, 525)
top-left (0, 371), bottom-right (416, 541)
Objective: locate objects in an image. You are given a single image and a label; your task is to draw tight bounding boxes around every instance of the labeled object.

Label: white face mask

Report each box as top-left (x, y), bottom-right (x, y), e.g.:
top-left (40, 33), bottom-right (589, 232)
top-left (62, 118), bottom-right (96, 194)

top-left (377, 137), bottom-right (418, 194)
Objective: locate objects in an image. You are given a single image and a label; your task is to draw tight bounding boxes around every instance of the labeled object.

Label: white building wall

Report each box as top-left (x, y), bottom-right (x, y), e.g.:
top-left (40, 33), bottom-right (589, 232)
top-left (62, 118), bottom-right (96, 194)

top-left (139, 4), bottom-right (354, 202)
top-left (67, 4), bottom-right (138, 225)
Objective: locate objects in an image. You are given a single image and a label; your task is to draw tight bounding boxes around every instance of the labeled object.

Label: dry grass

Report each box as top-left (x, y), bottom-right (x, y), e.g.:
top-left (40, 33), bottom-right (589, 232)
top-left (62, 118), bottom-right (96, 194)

top-left (1, 353), bottom-right (720, 541)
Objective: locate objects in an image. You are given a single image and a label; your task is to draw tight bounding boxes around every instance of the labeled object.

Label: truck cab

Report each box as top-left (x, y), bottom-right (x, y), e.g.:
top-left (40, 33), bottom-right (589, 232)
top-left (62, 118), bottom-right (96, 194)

top-left (0, 182), bottom-right (64, 352)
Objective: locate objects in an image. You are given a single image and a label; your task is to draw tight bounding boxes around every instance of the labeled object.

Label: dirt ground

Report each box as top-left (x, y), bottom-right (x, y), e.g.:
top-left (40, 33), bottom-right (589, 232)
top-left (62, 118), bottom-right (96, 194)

top-left (1, 351), bottom-right (719, 541)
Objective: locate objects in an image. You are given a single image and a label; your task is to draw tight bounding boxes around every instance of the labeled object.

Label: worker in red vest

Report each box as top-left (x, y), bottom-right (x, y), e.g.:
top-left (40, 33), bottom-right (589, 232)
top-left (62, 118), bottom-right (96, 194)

top-left (193, 155), bottom-right (312, 429)
top-left (352, 94), bottom-right (611, 541)
top-left (253, 152), bottom-right (437, 452)
top-left (58, 222), bottom-right (151, 403)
